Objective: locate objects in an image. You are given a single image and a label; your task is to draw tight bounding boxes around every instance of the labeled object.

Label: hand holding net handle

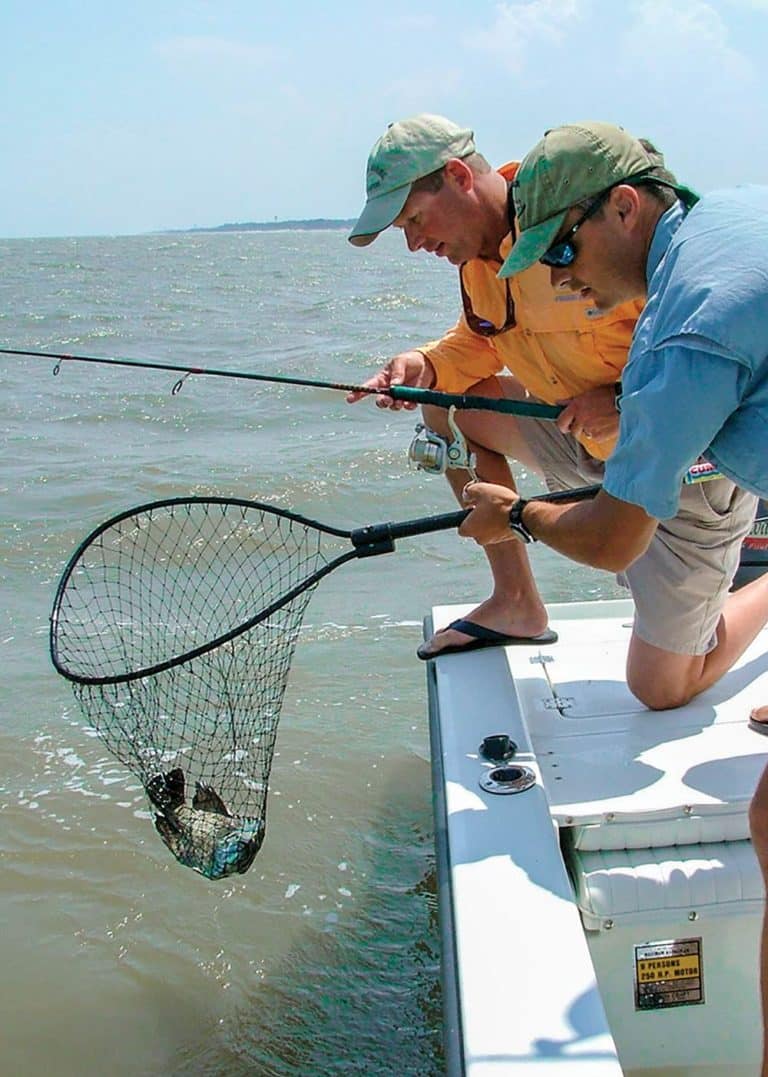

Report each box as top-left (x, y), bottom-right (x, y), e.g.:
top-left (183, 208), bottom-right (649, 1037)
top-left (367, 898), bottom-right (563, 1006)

top-left (350, 483), bottom-right (600, 556)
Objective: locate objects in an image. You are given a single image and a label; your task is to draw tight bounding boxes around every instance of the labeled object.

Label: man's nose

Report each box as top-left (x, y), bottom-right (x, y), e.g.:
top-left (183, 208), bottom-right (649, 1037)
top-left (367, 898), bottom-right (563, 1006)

top-left (404, 224), bottom-right (423, 253)
top-left (550, 265), bottom-right (572, 289)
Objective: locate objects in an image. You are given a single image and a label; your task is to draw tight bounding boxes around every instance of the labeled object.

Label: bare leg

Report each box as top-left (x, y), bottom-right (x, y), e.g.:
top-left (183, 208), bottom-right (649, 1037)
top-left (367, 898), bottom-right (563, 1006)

top-left (418, 376), bottom-right (551, 656)
top-left (749, 764), bottom-right (768, 1077)
top-left (626, 573), bottom-right (768, 709)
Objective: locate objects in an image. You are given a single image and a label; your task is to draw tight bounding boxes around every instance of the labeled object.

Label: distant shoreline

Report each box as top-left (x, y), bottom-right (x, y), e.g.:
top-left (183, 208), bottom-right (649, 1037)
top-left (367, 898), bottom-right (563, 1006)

top-left (183, 218), bottom-right (356, 234)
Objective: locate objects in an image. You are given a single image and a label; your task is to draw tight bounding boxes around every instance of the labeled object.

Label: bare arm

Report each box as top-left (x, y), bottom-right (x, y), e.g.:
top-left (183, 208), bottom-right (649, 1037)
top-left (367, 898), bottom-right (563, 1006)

top-left (346, 350), bottom-right (436, 410)
top-left (459, 484), bottom-right (658, 572)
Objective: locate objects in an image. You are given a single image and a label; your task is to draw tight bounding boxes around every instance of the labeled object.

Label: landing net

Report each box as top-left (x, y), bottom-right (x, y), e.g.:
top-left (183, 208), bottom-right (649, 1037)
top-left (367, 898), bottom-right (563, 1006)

top-left (51, 497), bottom-right (354, 877)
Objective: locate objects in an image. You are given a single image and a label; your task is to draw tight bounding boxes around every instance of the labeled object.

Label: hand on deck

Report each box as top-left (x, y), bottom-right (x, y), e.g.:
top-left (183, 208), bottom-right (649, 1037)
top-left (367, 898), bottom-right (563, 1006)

top-left (556, 384), bottom-right (619, 443)
top-left (346, 350), bottom-right (436, 410)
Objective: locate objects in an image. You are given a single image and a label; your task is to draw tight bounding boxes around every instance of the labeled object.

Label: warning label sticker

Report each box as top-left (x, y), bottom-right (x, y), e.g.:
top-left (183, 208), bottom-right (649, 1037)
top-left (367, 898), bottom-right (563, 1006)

top-left (634, 938), bottom-right (704, 1011)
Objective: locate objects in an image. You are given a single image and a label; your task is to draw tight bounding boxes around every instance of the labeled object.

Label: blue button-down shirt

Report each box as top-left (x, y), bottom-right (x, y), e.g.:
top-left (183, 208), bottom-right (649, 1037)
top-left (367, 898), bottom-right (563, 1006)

top-left (604, 186), bottom-right (768, 519)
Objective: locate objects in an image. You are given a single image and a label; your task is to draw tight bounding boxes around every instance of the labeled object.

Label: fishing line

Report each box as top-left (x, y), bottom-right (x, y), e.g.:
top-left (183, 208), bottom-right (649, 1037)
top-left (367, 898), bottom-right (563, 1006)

top-left (1, 346), bottom-right (562, 420)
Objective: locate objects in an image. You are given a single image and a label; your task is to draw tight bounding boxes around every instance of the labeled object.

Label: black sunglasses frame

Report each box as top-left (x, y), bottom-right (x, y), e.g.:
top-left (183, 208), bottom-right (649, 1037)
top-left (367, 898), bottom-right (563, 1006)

top-left (539, 188), bottom-right (612, 269)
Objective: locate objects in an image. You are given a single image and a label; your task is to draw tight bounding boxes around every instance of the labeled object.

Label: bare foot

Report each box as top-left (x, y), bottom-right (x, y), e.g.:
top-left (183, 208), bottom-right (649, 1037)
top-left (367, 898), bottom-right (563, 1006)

top-left (751, 705), bottom-right (768, 727)
top-left (421, 594), bottom-right (549, 658)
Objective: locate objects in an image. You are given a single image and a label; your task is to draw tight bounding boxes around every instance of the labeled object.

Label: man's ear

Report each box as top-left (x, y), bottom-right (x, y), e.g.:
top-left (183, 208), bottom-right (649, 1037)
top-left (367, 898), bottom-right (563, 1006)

top-left (443, 157), bottom-right (474, 192)
top-left (612, 184), bottom-right (641, 225)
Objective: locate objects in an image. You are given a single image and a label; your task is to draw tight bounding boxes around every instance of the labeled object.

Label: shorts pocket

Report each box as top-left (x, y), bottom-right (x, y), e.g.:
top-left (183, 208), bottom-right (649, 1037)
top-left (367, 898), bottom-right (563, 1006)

top-left (678, 479), bottom-right (757, 535)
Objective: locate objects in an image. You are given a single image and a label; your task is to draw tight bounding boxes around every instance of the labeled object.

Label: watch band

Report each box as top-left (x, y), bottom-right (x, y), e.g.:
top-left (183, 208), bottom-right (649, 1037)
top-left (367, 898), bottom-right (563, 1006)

top-left (508, 498), bottom-right (536, 543)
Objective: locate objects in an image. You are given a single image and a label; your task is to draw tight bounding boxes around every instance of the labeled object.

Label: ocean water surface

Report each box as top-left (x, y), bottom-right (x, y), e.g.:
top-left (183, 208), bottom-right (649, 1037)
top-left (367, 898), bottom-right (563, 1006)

top-left (0, 228), bottom-right (622, 1076)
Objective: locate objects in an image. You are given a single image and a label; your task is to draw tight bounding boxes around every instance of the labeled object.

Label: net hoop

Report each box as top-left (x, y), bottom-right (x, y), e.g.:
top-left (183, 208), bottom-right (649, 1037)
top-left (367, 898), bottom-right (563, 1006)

top-left (50, 495), bottom-right (356, 687)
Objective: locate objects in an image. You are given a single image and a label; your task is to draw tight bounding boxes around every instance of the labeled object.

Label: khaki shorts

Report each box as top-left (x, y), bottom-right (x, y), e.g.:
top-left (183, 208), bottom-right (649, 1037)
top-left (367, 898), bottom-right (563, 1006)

top-left (519, 416), bottom-right (758, 656)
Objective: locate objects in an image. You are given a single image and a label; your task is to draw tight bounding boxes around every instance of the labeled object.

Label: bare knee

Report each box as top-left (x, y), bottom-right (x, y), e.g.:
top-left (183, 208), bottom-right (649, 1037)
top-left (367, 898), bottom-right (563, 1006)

top-left (626, 639), bottom-right (706, 711)
top-left (626, 669), bottom-right (697, 711)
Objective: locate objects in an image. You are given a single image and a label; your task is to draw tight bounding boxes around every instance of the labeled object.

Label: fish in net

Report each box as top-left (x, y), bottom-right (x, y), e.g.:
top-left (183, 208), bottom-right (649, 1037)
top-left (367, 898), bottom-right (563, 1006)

top-left (49, 495), bottom-right (469, 878)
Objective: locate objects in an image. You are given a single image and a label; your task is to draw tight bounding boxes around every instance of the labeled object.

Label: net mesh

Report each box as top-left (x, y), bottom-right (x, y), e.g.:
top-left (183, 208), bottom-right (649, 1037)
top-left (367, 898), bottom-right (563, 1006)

top-left (52, 498), bottom-right (353, 878)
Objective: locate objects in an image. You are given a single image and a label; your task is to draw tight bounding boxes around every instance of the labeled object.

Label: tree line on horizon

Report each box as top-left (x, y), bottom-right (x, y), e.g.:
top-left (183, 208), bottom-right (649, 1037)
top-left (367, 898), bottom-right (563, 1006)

top-left (186, 218), bottom-right (357, 233)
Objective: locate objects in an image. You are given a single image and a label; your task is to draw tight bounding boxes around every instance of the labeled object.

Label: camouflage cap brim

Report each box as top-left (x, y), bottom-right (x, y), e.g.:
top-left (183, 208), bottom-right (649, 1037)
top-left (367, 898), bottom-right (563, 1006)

top-left (498, 210), bottom-right (567, 279)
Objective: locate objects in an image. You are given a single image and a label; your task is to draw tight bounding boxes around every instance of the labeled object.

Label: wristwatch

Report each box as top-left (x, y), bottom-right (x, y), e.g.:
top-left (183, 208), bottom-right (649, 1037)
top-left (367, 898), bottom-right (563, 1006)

top-left (508, 498), bottom-right (536, 543)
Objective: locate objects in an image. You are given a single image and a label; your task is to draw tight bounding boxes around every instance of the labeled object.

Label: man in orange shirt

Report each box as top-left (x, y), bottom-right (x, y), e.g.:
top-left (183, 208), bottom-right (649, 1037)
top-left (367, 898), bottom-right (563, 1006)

top-left (348, 115), bottom-right (756, 709)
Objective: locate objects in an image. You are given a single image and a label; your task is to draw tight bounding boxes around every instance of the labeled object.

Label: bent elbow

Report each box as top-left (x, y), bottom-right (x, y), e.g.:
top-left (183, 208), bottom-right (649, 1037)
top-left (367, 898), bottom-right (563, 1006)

top-left (591, 541), bottom-right (642, 574)
top-left (551, 494), bottom-right (657, 573)
top-left (590, 525), bottom-right (652, 573)
top-left (597, 549), bottom-right (636, 573)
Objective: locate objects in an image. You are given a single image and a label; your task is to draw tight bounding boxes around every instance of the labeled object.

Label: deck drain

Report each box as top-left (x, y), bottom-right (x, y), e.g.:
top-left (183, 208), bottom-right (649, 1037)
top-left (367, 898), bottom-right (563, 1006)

top-left (479, 764), bottom-right (536, 795)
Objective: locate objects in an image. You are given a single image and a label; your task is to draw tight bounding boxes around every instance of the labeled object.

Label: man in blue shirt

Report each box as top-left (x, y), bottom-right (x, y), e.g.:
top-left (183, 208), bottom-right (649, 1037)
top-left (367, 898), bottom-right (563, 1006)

top-left (457, 120), bottom-right (768, 1072)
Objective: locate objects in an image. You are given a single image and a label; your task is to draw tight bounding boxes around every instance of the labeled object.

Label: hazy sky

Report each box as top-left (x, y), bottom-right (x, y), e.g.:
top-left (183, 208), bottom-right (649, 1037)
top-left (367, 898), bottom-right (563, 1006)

top-left (2, 0), bottom-right (768, 237)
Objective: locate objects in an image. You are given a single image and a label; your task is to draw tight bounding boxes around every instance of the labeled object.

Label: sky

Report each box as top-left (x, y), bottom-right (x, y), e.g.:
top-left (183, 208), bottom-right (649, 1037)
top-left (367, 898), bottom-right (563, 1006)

top-left (2, 0), bottom-right (768, 237)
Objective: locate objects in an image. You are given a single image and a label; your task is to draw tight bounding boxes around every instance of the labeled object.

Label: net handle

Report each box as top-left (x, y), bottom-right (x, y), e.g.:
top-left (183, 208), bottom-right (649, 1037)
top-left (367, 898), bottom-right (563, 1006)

top-left (50, 484), bottom-right (601, 686)
top-left (349, 481), bottom-right (601, 553)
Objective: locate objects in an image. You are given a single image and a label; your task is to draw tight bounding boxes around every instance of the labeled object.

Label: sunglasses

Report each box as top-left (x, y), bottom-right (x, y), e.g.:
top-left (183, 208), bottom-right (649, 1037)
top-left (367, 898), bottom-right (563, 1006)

top-left (539, 189), bottom-right (611, 268)
top-left (459, 263), bottom-right (516, 336)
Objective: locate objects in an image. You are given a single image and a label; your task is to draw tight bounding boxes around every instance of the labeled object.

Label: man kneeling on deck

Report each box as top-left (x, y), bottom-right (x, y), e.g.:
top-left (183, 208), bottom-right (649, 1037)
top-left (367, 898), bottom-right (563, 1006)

top-left (455, 120), bottom-right (768, 1074)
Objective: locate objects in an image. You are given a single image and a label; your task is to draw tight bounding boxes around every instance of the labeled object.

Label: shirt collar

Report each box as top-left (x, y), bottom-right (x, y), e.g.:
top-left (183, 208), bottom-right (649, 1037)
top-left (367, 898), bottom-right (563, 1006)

top-left (646, 199), bottom-right (687, 284)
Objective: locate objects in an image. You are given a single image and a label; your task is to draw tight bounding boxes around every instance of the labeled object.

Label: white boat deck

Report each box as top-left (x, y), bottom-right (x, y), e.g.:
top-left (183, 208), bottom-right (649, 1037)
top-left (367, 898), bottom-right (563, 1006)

top-left (426, 598), bottom-right (768, 1076)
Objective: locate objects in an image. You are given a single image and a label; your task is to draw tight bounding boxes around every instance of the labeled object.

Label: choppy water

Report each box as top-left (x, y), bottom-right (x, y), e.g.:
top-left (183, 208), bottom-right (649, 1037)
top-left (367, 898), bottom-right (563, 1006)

top-left (0, 228), bottom-right (621, 1076)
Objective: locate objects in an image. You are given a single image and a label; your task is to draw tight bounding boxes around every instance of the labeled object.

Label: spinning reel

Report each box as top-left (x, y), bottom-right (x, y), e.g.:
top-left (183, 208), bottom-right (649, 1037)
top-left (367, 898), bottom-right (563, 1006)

top-left (408, 406), bottom-right (477, 481)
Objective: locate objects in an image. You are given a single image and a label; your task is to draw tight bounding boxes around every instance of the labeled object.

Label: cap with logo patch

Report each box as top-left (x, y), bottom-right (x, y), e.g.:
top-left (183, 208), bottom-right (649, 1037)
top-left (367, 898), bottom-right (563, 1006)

top-left (349, 114), bottom-right (475, 247)
top-left (499, 121), bottom-right (693, 278)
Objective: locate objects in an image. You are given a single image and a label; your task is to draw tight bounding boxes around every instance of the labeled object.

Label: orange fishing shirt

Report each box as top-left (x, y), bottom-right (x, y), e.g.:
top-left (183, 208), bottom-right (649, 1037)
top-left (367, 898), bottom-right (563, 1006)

top-left (419, 162), bottom-right (644, 461)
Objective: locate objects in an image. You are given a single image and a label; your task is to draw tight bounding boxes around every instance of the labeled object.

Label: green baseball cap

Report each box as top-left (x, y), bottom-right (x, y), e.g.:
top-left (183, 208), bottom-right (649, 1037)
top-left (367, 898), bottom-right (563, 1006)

top-left (348, 114), bottom-right (475, 247)
top-left (499, 121), bottom-right (679, 278)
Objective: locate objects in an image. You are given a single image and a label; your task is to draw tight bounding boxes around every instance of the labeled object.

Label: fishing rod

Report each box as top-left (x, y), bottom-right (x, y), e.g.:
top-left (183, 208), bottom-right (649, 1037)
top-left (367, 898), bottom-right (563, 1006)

top-left (0, 346), bottom-right (562, 421)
